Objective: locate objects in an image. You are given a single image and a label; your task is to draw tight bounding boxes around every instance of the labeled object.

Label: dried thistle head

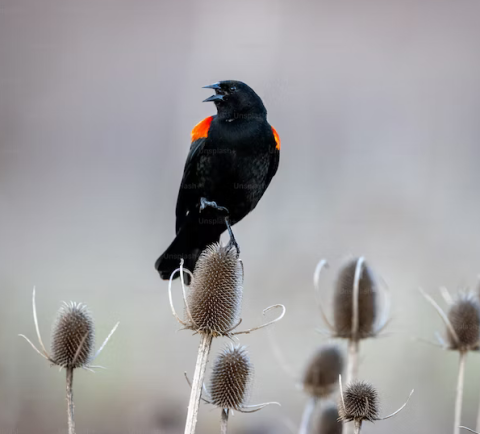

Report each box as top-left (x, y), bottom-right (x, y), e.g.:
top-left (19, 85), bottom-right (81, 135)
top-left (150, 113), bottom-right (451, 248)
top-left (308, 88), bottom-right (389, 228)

top-left (303, 345), bottom-right (344, 398)
top-left (19, 287), bottom-right (119, 371)
top-left (333, 258), bottom-right (377, 339)
top-left (420, 288), bottom-right (480, 352)
top-left (206, 345), bottom-right (279, 413)
top-left (338, 381), bottom-right (379, 422)
top-left (168, 244), bottom-right (285, 338)
top-left (338, 378), bottom-right (413, 426)
top-left (447, 293), bottom-right (480, 351)
top-left (186, 243), bottom-right (243, 336)
top-left (209, 345), bottom-right (252, 411)
top-left (51, 302), bottom-right (95, 368)
top-left (316, 404), bottom-right (342, 434)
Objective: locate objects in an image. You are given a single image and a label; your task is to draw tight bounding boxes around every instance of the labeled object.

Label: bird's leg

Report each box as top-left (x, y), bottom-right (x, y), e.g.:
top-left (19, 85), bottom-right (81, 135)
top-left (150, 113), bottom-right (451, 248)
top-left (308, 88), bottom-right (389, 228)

top-left (199, 197), bottom-right (240, 255)
top-left (225, 216), bottom-right (240, 256)
top-left (199, 197), bottom-right (229, 214)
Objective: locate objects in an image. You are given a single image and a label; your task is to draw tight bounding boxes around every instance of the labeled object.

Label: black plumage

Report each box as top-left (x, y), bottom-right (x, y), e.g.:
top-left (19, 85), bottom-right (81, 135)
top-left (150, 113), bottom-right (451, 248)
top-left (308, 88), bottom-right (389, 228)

top-left (155, 80), bottom-right (280, 280)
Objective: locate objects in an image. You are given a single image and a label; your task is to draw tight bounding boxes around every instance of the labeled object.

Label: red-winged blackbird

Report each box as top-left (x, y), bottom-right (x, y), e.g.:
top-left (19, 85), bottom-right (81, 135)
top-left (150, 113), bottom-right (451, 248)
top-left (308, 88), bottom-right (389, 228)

top-left (155, 80), bottom-right (280, 280)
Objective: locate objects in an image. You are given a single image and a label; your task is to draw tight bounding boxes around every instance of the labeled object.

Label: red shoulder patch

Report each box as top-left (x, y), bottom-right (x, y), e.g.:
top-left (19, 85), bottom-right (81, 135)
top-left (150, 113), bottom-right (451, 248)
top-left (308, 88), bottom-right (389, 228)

top-left (191, 116), bottom-right (213, 142)
top-left (271, 126), bottom-right (280, 150)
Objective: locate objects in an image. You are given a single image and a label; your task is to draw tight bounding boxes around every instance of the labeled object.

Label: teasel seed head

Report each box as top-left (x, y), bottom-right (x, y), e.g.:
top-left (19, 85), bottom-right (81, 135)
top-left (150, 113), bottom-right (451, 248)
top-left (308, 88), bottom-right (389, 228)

top-left (447, 292), bottom-right (480, 351)
top-left (303, 345), bottom-right (344, 398)
top-left (338, 377), bottom-right (414, 427)
top-left (333, 258), bottom-right (377, 339)
top-left (51, 302), bottom-right (95, 369)
top-left (209, 345), bottom-right (252, 411)
top-left (317, 404), bottom-right (342, 434)
top-left (338, 381), bottom-right (379, 422)
top-left (20, 287), bottom-right (120, 372)
top-left (187, 243), bottom-right (243, 336)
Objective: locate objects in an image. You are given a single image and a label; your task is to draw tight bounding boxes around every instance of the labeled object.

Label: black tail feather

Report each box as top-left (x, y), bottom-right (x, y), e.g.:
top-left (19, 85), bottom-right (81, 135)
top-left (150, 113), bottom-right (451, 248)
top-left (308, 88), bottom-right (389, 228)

top-left (155, 210), bottom-right (223, 282)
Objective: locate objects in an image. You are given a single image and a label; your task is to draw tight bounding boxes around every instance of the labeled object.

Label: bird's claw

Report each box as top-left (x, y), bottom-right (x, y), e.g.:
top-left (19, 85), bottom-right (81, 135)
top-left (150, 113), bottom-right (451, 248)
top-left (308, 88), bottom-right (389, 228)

top-left (199, 198), bottom-right (229, 214)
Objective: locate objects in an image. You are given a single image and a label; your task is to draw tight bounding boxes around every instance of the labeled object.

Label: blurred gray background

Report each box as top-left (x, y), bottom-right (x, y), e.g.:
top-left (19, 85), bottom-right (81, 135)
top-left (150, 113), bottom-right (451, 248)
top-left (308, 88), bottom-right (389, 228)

top-left (2, 0), bottom-right (480, 432)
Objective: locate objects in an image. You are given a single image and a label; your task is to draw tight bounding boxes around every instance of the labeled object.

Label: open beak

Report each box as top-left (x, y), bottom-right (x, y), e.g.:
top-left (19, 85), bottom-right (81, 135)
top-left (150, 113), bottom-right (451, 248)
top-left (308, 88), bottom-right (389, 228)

top-left (203, 82), bottom-right (225, 102)
top-left (203, 94), bottom-right (224, 102)
top-left (202, 82), bottom-right (221, 90)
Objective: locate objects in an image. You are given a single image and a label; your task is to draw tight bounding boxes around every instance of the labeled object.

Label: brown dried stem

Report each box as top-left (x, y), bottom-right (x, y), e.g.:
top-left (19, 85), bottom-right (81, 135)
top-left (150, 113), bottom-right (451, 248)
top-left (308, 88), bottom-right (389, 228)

top-left (345, 258), bottom-right (364, 434)
top-left (298, 397), bottom-right (317, 434)
top-left (220, 409), bottom-right (229, 434)
top-left (184, 333), bottom-right (213, 434)
top-left (346, 340), bottom-right (359, 385)
top-left (454, 352), bottom-right (467, 434)
top-left (353, 420), bottom-right (362, 434)
top-left (66, 367), bottom-right (75, 434)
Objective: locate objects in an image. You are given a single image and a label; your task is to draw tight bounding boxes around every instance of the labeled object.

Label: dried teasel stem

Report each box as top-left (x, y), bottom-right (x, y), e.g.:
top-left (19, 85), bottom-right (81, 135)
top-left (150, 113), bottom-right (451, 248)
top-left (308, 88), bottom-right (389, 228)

top-left (346, 340), bottom-right (359, 385)
top-left (353, 420), bottom-right (362, 434)
top-left (298, 397), bottom-right (317, 434)
top-left (346, 258), bottom-right (365, 386)
top-left (66, 367), bottom-right (75, 434)
top-left (184, 333), bottom-right (213, 434)
top-left (220, 409), bottom-right (229, 434)
top-left (346, 261), bottom-right (365, 434)
top-left (454, 352), bottom-right (467, 434)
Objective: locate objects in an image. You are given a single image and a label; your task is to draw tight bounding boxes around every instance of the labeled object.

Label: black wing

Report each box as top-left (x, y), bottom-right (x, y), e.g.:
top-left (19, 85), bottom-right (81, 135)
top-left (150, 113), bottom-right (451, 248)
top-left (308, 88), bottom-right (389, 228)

top-left (267, 146), bottom-right (280, 187)
top-left (174, 137), bottom-right (207, 233)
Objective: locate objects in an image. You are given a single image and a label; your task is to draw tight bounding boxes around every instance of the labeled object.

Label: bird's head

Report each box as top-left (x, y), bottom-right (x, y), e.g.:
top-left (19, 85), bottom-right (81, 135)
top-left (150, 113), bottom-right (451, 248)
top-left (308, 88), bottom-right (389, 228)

top-left (203, 80), bottom-right (267, 121)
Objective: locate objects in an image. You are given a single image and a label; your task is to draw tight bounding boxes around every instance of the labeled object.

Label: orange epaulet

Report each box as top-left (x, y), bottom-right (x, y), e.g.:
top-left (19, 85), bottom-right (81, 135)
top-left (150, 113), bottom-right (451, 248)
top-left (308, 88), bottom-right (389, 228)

top-left (271, 126), bottom-right (280, 150)
top-left (191, 116), bottom-right (213, 142)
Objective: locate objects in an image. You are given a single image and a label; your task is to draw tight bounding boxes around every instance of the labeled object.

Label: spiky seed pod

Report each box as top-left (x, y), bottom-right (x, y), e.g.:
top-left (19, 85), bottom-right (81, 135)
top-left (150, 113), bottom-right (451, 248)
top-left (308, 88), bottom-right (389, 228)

top-left (316, 404), bottom-right (342, 434)
top-left (303, 345), bottom-right (344, 398)
top-left (209, 345), bottom-right (252, 410)
top-left (338, 381), bottom-right (379, 422)
top-left (447, 293), bottom-right (480, 351)
top-left (50, 302), bottom-right (95, 368)
top-left (187, 243), bottom-right (243, 336)
top-left (333, 259), bottom-right (377, 339)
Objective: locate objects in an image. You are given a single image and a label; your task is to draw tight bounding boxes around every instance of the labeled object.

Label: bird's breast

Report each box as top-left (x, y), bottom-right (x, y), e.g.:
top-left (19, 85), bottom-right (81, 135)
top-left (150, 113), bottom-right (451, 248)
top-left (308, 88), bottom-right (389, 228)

top-left (193, 121), bottom-right (274, 215)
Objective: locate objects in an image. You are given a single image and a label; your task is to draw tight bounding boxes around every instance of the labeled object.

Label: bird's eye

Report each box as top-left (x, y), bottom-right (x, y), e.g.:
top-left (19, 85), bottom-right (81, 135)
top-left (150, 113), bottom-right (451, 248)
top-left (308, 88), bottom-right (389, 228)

top-left (230, 86), bottom-right (237, 92)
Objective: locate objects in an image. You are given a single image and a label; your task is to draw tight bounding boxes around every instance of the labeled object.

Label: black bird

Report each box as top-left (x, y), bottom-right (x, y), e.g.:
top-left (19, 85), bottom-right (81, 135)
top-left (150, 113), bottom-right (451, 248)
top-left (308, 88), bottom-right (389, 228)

top-left (155, 80), bottom-right (280, 280)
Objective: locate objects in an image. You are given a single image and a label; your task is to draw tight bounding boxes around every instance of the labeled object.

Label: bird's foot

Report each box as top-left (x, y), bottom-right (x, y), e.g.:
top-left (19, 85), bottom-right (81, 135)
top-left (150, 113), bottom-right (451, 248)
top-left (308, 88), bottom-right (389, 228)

top-left (199, 198), bottom-right (229, 214)
top-left (199, 198), bottom-right (239, 255)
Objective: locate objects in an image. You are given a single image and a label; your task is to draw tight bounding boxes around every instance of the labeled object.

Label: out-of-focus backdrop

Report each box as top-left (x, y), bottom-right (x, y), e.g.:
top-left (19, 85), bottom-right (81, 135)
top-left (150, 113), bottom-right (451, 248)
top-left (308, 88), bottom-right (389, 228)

top-left (2, 0), bottom-right (480, 432)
